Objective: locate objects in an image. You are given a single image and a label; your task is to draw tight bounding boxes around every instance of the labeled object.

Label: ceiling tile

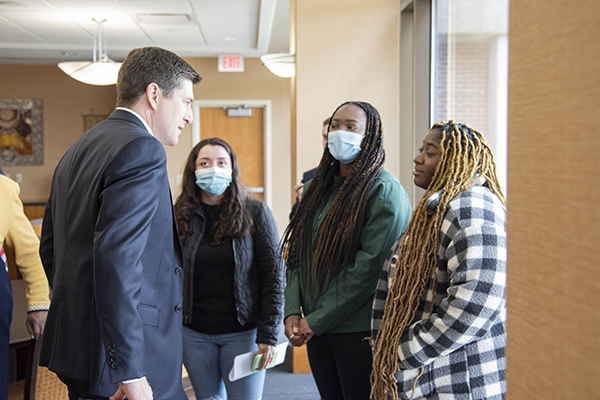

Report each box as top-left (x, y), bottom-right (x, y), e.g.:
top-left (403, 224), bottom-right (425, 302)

top-left (1, 11), bottom-right (91, 44)
top-left (0, 18), bottom-right (45, 43)
top-left (142, 24), bottom-right (206, 47)
top-left (45, 0), bottom-right (129, 24)
top-left (191, 1), bottom-right (258, 15)
top-left (0, 0), bottom-right (54, 13)
top-left (119, 0), bottom-right (193, 15)
top-left (191, 0), bottom-right (259, 3)
top-left (198, 15), bottom-right (256, 48)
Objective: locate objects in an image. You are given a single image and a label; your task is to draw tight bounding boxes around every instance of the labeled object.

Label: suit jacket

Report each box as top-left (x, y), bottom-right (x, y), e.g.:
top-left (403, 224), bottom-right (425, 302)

top-left (39, 109), bottom-right (184, 399)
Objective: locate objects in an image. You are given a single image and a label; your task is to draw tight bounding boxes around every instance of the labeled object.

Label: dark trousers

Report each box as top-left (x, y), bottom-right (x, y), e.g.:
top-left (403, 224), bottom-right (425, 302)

top-left (306, 331), bottom-right (373, 400)
top-left (59, 376), bottom-right (109, 400)
top-left (0, 263), bottom-right (12, 400)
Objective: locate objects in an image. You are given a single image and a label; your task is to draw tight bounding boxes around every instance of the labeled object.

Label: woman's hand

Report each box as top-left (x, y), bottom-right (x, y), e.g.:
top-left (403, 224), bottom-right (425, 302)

top-left (298, 317), bottom-right (314, 342)
top-left (257, 343), bottom-right (275, 370)
top-left (26, 310), bottom-right (48, 340)
top-left (285, 315), bottom-right (306, 347)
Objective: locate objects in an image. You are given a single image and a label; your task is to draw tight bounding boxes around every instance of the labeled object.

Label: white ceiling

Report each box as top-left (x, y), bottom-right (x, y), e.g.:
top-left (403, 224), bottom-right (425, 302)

top-left (0, 0), bottom-right (290, 64)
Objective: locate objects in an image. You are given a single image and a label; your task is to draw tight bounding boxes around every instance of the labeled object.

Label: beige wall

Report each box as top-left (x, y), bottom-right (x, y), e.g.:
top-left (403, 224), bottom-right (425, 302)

top-left (507, 0), bottom-right (600, 397)
top-left (0, 58), bottom-right (291, 232)
top-left (293, 0), bottom-right (401, 182)
top-left (0, 64), bottom-right (117, 202)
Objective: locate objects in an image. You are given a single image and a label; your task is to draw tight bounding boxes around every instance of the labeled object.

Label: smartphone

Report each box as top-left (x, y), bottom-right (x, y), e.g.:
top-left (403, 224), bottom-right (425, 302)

top-left (251, 351), bottom-right (279, 372)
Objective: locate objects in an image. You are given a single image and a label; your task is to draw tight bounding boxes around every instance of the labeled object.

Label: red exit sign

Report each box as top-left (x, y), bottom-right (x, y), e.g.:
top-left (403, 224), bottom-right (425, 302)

top-left (218, 55), bottom-right (244, 72)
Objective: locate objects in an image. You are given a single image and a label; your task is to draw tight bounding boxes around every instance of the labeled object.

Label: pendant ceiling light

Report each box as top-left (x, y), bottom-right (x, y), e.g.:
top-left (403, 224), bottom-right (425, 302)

top-left (58, 19), bottom-right (121, 86)
top-left (260, 53), bottom-right (295, 78)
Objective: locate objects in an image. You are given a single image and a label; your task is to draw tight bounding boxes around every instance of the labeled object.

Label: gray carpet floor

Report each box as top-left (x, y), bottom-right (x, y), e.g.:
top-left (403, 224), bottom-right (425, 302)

top-left (262, 364), bottom-right (320, 400)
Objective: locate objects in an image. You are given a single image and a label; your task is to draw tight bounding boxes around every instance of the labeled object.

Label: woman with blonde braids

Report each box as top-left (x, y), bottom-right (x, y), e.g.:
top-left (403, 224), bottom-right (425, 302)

top-left (371, 121), bottom-right (507, 400)
top-left (283, 101), bottom-right (412, 400)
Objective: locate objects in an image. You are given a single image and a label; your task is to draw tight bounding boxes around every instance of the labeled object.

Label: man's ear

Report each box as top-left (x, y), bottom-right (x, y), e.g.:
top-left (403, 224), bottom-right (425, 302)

top-left (145, 83), bottom-right (160, 110)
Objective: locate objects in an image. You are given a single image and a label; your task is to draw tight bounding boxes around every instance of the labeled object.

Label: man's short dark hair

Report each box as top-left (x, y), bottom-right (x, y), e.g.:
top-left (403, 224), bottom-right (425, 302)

top-left (323, 117), bottom-right (331, 127)
top-left (116, 46), bottom-right (202, 108)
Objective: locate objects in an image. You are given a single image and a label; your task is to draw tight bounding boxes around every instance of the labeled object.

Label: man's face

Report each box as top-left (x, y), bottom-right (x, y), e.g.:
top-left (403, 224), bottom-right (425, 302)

top-left (153, 79), bottom-right (194, 146)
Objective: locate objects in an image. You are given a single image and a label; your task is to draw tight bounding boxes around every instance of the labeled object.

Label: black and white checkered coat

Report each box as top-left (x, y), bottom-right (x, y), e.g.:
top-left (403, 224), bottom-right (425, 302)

top-left (372, 180), bottom-right (506, 400)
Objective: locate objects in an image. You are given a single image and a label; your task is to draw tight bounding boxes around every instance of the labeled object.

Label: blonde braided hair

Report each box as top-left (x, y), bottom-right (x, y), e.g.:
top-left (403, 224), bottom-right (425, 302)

top-left (370, 121), bottom-right (505, 400)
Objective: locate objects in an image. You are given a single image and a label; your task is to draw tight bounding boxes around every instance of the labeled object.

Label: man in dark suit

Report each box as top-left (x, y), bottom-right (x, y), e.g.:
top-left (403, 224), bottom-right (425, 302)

top-left (39, 47), bottom-right (201, 400)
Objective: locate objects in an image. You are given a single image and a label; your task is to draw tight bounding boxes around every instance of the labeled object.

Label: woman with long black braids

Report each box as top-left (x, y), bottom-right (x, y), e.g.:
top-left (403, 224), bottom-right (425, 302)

top-left (282, 101), bottom-right (412, 400)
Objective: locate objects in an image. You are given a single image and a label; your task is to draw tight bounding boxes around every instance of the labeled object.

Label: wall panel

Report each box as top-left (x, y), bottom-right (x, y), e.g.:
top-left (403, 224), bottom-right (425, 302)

top-left (507, 0), bottom-right (600, 397)
top-left (293, 0), bottom-right (401, 181)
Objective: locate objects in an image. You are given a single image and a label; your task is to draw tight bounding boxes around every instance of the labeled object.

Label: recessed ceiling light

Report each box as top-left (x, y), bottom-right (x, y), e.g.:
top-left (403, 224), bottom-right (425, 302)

top-left (0, 1), bottom-right (28, 7)
top-left (224, 37), bottom-right (237, 42)
top-left (62, 51), bottom-right (78, 57)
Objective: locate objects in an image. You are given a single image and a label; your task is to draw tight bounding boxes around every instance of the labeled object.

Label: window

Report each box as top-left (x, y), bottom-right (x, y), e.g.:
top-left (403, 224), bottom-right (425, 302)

top-left (431, 0), bottom-right (509, 189)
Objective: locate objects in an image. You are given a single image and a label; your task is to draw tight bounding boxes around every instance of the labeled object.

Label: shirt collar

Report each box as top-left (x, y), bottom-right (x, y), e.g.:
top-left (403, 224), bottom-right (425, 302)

top-left (115, 107), bottom-right (154, 137)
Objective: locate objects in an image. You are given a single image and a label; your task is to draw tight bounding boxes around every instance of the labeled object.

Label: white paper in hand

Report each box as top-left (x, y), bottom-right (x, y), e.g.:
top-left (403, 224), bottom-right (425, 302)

top-left (228, 342), bottom-right (288, 382)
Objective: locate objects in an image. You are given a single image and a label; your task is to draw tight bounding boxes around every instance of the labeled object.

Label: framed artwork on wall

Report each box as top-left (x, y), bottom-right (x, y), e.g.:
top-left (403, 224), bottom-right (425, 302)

top-left (0, 98), bottom-right (43, 166)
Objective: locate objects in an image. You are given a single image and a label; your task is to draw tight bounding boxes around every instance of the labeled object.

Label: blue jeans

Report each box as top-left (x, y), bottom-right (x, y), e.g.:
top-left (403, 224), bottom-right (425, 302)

top-left (182, 326), bottom-right (266, 400)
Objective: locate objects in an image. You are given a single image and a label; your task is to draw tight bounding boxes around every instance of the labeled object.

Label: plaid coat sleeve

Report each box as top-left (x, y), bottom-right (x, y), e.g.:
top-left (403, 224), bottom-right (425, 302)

top-left (397, 186), bottom-right (507, 370)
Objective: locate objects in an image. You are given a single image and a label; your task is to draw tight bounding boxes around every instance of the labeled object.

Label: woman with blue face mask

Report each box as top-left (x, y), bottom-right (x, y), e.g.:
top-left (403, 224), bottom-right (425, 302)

top-left (174, 137), bottom-right (284, 400)
top-left (282, 101), bottom-right (413, 400)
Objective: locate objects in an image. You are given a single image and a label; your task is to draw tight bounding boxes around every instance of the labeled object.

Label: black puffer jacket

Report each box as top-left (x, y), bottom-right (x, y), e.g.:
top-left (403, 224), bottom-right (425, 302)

top-left (181, 196), bottom-right (284, 345)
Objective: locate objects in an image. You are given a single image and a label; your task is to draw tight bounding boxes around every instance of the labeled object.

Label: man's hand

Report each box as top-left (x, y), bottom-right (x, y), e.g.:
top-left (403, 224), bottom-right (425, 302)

top-left (110, 377), bottom-right (153, 400)
top-left (284, 315), bottom-right (306, 347)
top-left (25, 310), bottom-right (48, 340)
top-left (257, 343), bottom-right (275, 370)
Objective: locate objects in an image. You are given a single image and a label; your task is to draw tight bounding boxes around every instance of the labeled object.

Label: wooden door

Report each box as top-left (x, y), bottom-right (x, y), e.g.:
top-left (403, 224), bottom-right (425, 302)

top-left (199, 107), bottom-right (264, 202)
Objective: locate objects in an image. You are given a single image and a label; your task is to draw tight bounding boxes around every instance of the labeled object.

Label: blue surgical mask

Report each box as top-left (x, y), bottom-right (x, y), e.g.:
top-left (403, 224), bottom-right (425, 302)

top-left (195, 166), bottom-right (232, 196)
top-left (327, 130), bottom-right (363, 164)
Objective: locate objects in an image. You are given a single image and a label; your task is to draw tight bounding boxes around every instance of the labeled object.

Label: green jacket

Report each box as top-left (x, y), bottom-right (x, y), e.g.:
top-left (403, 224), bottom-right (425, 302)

top-left (284, 169), bottom-right (411, 335)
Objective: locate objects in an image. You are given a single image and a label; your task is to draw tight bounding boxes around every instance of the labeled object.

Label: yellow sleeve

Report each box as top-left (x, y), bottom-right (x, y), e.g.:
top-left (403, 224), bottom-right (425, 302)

top-left (5, 181), bottom-right (50, 312)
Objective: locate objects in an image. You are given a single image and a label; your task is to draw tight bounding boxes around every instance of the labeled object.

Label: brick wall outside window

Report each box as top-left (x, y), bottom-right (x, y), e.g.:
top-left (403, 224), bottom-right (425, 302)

top-left (434, 40), bottom-right (491, 133)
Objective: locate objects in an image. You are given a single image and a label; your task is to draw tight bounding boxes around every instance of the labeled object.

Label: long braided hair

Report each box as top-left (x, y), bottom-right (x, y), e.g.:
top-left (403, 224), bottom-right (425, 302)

top-left (370, 121), bottom-right (505, 400)
top-left (281, 101), bottom-right (385, 299)
top-left (174, 137), bottom-right (252, 243)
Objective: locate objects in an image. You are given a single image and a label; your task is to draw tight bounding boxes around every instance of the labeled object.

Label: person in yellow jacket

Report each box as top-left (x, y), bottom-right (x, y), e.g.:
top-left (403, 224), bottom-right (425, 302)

top-left (0, 173), bottom-right (50, 398)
